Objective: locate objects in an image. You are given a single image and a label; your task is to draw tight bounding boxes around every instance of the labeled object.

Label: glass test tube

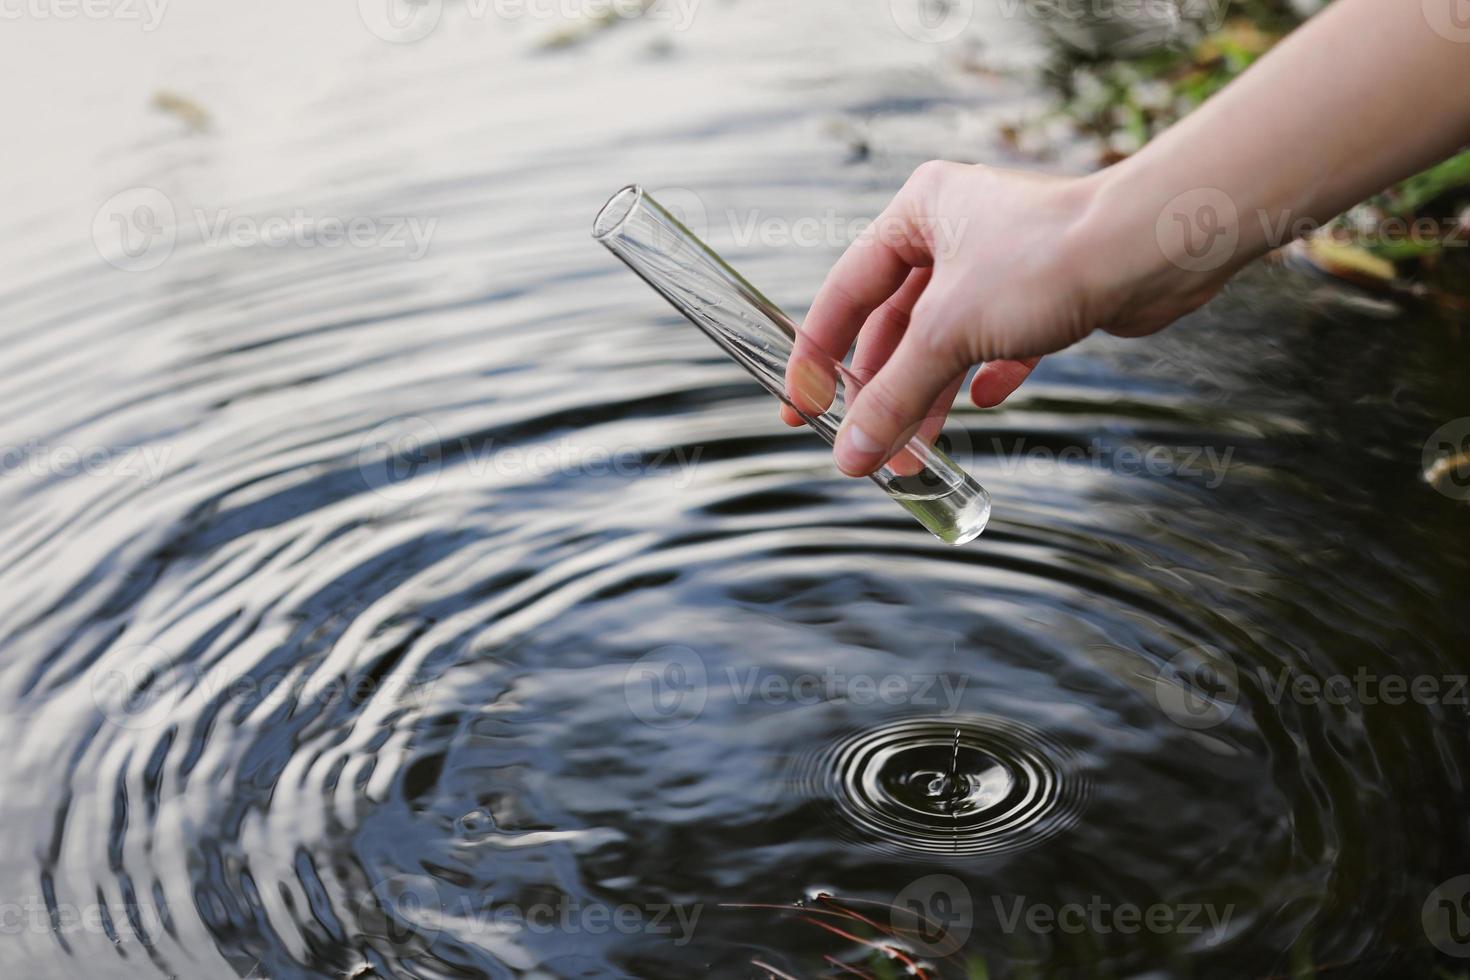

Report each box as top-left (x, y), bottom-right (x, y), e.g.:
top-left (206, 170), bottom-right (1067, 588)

top-left (593, 185), bottom-right (990, 545)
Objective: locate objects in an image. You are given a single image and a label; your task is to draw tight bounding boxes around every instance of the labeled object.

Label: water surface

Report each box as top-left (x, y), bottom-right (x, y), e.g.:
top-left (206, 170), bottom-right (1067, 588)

top-left (1, 3), bottom-right (1468, 978)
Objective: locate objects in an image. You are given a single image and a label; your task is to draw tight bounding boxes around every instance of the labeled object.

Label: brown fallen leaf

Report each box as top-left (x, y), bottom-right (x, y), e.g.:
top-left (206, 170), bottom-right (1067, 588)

top-left (1425, 451), bottom-right (1470, 495)
top-left (152, 90), bottom-right (210, 133)
top-left (1290, 236), bottom-right (1397, 289)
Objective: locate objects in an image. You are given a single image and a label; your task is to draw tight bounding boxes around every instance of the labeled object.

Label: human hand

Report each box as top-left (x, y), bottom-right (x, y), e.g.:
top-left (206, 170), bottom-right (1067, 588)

top-left (782, 161), bottom-right (1229, 476)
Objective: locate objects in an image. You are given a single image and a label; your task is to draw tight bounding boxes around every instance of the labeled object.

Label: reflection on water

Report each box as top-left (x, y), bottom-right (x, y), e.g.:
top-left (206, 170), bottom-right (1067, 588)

top-left (1, 2), bottom-right (1469, 978)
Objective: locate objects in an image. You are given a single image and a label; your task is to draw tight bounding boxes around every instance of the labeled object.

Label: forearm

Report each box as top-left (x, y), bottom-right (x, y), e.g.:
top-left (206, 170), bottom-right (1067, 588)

top-left (1093, 0), bottom-right (1470, 278)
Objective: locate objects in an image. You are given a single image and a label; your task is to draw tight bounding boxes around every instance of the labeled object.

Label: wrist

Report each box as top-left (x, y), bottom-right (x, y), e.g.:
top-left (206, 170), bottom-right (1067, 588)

top-left (1062, 155), bottom-right (1245, 334)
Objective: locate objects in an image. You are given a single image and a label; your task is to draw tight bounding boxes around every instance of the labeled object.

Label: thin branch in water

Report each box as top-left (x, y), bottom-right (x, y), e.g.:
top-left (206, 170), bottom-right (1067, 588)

top-left (751, 958), bottom-right (801, 980)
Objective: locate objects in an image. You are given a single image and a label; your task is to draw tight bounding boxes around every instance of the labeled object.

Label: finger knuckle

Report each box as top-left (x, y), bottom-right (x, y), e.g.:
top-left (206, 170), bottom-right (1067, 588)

top-left (908, 159), bottom-right (953, 191)
top-left (907, 315), bottom-right (965, 373)
top-left (912, 320), bottom-right (957, 363)
top-left (855, 381), bottom-right (911, 434)
top-left (868, 300), bottom-right (914, 338)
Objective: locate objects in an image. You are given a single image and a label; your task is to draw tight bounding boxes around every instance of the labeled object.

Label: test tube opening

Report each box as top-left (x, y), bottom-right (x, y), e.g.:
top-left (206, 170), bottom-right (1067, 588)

top-left (592, 185), bottom-right (643, 241)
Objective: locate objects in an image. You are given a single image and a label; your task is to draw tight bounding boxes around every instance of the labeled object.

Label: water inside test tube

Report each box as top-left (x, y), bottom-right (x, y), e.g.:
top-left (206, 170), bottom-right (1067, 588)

top-left (788, 364), bottom-right (987, 543)
top-left (881, 471), bottom-right (982, 543)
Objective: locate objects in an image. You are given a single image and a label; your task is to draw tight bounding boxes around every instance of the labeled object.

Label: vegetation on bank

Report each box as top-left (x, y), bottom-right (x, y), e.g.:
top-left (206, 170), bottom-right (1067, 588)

top-left (1016, 0), bottom-right (1470, 305)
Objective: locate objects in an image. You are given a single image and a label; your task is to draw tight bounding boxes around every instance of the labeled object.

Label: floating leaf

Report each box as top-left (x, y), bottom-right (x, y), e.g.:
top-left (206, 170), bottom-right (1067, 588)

top-left (1425, 451), bottom-right (1470, 494)
top-left (1294, 237), bottom-right (1397, 286)
top-left (152, 90), bottom-right (210, 133)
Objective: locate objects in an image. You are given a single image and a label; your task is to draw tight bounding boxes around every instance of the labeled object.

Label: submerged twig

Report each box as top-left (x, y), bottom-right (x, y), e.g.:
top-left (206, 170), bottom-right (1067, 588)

top-left (751, 958), bottom-right (801, 980)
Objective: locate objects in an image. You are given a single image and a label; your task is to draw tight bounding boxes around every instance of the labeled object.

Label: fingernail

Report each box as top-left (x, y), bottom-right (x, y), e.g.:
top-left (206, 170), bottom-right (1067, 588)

top-left (789, 359), bottom-right (836, 417)
top-left (834, 421), bottom-right (883, 476)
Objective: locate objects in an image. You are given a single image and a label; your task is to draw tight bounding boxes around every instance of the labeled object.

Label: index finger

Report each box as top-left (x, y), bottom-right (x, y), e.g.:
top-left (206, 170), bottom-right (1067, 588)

top-left (785, 206), bottom-right (934, 409)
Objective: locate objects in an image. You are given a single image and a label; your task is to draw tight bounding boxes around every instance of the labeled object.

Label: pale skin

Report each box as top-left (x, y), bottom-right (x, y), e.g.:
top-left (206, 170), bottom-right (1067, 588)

top-left (784, 0), bottom-right (1470, 477)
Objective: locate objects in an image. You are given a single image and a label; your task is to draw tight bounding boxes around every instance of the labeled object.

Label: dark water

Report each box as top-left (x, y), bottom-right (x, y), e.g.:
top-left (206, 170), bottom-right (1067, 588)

top-left (2, 3), bottom-right (1470, 978)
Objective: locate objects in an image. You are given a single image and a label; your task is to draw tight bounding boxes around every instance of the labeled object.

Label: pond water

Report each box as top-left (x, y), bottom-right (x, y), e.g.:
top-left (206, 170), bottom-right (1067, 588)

top-left (1, 2), bottom-right (1468, 978)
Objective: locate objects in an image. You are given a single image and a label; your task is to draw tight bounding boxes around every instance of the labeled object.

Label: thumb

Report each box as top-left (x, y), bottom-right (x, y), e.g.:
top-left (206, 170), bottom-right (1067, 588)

top-left (833, 288), bottom-right (966, 477)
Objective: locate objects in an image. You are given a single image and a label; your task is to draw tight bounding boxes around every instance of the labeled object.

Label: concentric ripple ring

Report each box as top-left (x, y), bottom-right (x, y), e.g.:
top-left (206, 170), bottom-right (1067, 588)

top-left (799, 716), bottom-right (1089, 856)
